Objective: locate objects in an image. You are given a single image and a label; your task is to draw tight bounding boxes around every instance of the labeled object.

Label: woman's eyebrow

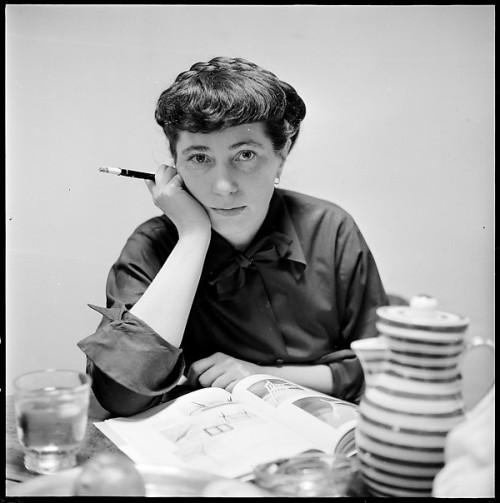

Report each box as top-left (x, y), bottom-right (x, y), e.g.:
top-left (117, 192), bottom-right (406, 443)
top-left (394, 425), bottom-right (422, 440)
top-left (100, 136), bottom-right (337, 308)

top-left (180, 145), bottom-right (210, 155)
top-left (230, 140), bottom-right (265, 150)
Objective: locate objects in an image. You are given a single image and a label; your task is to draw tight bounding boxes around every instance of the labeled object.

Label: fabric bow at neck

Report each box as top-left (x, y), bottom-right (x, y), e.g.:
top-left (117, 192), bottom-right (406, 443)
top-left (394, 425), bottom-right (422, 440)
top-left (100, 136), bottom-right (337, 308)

top-left (208, 234), bottom-right (293, 300)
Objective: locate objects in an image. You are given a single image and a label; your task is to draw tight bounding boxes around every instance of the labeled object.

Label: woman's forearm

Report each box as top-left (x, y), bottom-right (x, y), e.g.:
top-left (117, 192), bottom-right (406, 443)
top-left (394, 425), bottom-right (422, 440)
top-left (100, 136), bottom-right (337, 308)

top-left (130, 228), bottom-right (211, 347)
top-left (258, 364), bottom-right (334, 395)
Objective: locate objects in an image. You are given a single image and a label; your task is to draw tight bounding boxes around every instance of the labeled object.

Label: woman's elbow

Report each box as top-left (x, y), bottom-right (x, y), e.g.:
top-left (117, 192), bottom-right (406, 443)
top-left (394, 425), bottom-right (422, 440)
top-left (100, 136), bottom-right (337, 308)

top-left (89, 364), bottom-right (161, 417)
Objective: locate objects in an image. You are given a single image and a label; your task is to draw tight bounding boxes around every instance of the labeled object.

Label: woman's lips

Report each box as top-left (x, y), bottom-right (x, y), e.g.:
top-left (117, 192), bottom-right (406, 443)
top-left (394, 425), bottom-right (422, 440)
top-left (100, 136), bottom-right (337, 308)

top-left (211, 206), bottom-right (246, 216)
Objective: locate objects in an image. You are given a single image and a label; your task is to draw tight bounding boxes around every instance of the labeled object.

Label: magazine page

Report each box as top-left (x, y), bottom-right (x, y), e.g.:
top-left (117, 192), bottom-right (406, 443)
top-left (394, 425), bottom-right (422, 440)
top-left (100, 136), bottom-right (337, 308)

top-left (232, 374), bottom-right (359, 457)
top-left (96, 386), bottom-right (320, 479)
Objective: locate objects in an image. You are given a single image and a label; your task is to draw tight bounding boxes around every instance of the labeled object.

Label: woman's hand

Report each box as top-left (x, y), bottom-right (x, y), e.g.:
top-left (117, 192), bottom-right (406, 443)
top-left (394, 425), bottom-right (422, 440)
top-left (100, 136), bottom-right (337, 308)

top-left (145, 164), bottom-right (210, 236)
top-left (187, 352), bottom-right (261, 393)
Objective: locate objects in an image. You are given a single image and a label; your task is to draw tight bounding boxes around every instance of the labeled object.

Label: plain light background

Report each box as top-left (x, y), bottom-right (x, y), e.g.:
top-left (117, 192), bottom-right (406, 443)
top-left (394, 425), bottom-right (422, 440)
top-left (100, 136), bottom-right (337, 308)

top-left (5, 5), bottom-right (494, 395)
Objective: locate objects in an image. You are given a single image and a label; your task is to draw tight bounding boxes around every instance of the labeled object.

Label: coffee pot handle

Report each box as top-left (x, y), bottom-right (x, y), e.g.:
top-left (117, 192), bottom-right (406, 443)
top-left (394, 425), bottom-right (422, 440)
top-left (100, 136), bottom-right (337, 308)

top-left (460, 336), bottom-right (495, 412)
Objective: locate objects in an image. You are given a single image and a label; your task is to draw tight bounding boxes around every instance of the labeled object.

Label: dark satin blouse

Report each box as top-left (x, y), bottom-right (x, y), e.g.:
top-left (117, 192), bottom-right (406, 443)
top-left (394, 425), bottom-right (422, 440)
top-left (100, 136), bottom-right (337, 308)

top-left (78, 188), bottom-right (388, 416)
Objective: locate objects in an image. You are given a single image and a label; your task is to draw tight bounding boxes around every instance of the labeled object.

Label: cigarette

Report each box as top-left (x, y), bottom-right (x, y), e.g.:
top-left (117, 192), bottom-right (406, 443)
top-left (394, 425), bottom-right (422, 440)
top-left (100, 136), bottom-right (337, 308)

top-left (98, 166), bottom-right (156, 181)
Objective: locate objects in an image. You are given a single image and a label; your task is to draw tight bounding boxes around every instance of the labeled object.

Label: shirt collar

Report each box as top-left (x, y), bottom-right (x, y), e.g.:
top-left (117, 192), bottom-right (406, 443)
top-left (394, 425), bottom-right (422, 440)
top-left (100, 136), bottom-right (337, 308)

top-left (253, 189), bottom-right (307, 270)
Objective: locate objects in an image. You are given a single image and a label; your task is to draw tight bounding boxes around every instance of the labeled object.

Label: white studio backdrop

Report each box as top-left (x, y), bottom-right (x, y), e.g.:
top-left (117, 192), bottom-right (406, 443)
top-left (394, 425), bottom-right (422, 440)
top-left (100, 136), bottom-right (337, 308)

top-left (6, 5), bottom-right (495, 394)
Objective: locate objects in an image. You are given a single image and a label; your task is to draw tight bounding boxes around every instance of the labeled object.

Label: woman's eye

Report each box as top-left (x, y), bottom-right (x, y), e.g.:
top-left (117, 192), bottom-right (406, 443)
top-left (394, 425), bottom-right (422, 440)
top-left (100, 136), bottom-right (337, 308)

top-left (235, 150), bottom-right (256, 162)
top-left (188, 154), bottom-right (210, 164)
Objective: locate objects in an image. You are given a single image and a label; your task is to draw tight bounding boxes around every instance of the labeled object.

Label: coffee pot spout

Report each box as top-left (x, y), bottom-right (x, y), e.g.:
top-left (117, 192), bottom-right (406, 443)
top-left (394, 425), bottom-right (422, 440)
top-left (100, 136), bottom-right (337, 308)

top-left (350, 336), bottom-right (388, 386)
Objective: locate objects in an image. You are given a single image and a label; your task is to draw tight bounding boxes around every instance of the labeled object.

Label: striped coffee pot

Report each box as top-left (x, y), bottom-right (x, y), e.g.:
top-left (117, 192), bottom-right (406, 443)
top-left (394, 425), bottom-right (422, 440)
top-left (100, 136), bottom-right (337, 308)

top-left (352, 295), bottom-right (473, 497)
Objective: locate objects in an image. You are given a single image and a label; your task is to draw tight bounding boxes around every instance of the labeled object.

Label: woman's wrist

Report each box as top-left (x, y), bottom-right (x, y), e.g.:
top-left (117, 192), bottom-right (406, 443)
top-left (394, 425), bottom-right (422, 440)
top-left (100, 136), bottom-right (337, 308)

top-left (177, 223), bottom-right (212, 245)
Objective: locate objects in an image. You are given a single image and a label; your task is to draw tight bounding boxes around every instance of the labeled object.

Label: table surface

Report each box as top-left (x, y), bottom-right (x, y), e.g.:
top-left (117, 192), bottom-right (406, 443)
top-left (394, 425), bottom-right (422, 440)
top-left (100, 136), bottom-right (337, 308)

top-left (5, 391), bottom-right (370, 497)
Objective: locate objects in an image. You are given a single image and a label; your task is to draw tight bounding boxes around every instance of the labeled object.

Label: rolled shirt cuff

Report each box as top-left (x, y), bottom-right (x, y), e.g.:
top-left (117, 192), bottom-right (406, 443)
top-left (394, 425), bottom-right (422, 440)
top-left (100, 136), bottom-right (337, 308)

top-left (77, 304), bottom-right (185, 396)
top-left (313, 349), bottom-right (365, 404)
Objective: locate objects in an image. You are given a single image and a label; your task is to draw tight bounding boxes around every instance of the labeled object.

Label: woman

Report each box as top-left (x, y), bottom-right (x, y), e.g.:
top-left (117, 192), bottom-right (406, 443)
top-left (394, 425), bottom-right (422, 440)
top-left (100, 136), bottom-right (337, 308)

top-left (78, 56), bottom-right (388, 416)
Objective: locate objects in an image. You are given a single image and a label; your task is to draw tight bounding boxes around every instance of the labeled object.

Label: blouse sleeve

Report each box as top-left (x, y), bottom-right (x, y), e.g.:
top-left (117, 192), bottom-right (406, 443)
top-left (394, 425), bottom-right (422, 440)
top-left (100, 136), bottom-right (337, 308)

top-left (319, 217), bottom-right (388, 404)
top-left (77, 218), bottom-right (185, 416)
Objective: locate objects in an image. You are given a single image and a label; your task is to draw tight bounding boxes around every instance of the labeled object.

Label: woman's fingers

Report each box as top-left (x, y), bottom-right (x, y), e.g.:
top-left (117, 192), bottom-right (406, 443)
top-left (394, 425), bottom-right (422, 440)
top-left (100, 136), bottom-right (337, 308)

top-left (154, 164), bottom-right (176, 184)
top-left (197, 365), bottom-right (225, 388)
top-left (144, 164), bottom-right (176, 193)
top-left (187, 355), bottom-right (215, 387)
top-left (144, 178), bottom-right (156, 193)
top-left (188, 353), bottom-right (254, 390)
top-left (211, 374), bottom-right (239, 392)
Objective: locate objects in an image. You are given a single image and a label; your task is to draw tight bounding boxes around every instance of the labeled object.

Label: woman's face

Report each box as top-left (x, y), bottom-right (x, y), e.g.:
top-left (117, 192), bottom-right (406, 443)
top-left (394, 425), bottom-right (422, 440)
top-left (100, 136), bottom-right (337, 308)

top-left (175, 122), bottom-right (290, 249)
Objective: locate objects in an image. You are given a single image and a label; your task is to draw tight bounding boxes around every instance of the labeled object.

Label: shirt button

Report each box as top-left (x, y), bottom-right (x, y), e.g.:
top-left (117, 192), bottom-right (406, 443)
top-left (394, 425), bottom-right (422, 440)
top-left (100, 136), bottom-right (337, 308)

top-left (275, 358), bottom-right (284, 366)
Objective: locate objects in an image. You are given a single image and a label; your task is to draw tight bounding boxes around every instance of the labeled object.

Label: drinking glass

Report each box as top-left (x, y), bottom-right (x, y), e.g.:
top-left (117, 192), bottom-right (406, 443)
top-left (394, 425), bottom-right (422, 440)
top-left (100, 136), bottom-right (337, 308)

top-left (253, 452), bottom-right (357, 497)
top-left (13, 369), bottom-right (91, 474)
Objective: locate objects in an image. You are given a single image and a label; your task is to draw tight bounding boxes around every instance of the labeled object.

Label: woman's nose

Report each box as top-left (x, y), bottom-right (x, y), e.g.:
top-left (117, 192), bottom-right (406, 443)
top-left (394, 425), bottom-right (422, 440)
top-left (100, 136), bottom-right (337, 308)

top-left (211, 163), bottom-right (238, 196)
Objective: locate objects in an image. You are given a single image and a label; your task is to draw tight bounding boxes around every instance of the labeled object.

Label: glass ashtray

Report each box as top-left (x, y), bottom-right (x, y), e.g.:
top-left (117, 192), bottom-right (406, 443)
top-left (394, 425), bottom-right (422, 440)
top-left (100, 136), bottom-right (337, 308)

top-left (253, 452), bottom-right (357, 497)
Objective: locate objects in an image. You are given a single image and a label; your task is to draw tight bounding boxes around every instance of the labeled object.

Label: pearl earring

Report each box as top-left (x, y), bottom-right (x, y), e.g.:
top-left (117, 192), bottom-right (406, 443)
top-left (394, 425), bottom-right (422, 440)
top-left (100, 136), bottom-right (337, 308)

top-left (274, 175), bottom-right (281, 185)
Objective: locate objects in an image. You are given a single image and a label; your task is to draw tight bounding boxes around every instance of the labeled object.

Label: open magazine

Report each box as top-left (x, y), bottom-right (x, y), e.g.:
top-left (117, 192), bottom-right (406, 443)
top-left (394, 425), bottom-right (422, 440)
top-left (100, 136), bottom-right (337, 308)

top-left (94, 374), bottom-right (359, 480)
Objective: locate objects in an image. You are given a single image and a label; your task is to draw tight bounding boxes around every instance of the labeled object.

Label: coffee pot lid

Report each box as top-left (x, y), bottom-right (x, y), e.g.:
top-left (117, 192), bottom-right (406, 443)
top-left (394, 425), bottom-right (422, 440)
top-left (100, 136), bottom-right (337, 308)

top-left (376, 294), bottom-right (470, 331)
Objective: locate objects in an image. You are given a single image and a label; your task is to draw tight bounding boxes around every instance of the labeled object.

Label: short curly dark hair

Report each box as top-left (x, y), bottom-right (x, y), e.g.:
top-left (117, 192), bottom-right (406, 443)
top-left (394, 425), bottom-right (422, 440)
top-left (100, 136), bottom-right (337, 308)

top-left (155, 56), bottom-right (306, 160)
